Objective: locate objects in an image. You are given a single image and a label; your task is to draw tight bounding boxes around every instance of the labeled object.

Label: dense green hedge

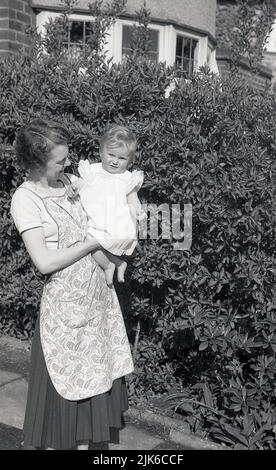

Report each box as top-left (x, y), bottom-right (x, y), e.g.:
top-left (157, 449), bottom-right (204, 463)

top-left (1, 4), bottom-right (276, 449)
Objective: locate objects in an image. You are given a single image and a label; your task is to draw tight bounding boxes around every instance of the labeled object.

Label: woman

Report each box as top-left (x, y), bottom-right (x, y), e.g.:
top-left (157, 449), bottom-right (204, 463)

top-left (10, 119), bottom-right (134, 450)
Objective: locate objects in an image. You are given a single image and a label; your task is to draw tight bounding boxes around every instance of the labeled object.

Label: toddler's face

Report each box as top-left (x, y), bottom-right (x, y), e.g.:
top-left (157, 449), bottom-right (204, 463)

top-left (100, 143), bottom-right (132, 174)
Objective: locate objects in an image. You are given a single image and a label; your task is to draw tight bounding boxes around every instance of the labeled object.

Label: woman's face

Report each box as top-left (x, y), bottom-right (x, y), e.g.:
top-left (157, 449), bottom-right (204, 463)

top-left (44, 145), bottom-right (70, 181)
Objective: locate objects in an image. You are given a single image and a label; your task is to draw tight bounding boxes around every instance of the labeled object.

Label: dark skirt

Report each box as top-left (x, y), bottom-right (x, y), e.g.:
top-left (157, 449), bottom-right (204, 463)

top-left (23, 319), bottom-right (129, 450)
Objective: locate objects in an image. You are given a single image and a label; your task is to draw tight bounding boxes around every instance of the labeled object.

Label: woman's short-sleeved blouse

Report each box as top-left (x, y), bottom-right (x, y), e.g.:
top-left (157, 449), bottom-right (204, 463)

top-left (10, 174), bottom-right (77, 250)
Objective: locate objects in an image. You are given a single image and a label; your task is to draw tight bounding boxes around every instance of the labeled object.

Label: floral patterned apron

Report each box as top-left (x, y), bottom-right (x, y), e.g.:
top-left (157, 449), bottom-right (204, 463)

top-left (21, 177), bottom-right (134, 401)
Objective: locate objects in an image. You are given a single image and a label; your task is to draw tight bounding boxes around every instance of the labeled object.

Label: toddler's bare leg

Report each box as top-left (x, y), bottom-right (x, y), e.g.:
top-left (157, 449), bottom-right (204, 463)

top-left (116, 259), bottom-right (127, 283)
top-left (92, 250), bottom-right (116, 287)
top-left (92, 250), bottom-right (127, 284)
top-left (107, 253), bottom-right (127, 283)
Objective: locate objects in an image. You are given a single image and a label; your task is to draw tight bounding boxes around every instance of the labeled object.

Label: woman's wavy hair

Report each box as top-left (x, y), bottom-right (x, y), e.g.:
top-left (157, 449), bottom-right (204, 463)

top-left (15, 119), bottom-right (70, 170)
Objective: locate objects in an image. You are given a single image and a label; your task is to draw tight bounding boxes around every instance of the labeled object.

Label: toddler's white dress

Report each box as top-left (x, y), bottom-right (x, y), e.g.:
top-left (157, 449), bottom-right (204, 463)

top-left (78, 160), bottom-right (144, 256)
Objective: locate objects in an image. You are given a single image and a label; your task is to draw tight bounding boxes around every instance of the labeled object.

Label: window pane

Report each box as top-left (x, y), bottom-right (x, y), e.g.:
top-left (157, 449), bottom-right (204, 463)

top-left (122, 50), bottom-right (131, 59)
top-left (183, 38), bottom-right (191, 58)
top-left (68, 45), bottom-right (82, 59)
top-left (70, 21), bottom-right (84, 45)
top-left (148, 51), bottom-right (158, 62)
top-left (84, 21), bottom-right (93, 44)
top-left (63, 20), bottom-right (96, 53)
top-left (176, 36), bottom-right (183, 57)
top-left (181, 58), bottom-right (190, 73)
top-left (191, 39), bottom-right (198, 56)
top-left (122, 25), bottom-right (159, 61)
top-left (175, 34), bottom-right (198, 75)
top-left (149, 29), bottom-right (158, 52)
top-left (175, 56), bottom-right (182, 68)
top-left (122, 25), bottom-right (133, 49)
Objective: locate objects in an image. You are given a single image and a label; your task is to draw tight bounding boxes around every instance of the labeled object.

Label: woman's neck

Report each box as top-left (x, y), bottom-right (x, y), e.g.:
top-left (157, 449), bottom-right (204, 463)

top-left (27, 172), bottom-right (62, 189)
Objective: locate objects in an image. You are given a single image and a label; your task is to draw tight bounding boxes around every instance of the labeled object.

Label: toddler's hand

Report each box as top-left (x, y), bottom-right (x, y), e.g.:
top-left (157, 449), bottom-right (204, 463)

top-left (65, 182), bottom-right (77, 199)
top-left (68, 179), bottom-right (85, 198)
top-left (75, 179), bottom-right (86, 191)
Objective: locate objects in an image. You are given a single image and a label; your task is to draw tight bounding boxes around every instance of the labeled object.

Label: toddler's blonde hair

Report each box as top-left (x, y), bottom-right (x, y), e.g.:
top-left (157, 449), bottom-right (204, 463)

top-left (99, 124), bottom-right (137, 160)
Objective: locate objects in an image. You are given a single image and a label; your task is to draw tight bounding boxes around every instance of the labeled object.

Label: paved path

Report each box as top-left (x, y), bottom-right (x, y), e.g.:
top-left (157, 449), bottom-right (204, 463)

top-left (0, 337), bottom-right (189, 451)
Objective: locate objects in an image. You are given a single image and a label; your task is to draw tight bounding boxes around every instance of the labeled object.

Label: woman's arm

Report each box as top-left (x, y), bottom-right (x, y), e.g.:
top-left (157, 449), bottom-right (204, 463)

top-left (22, 227), bottom-right (100, 275)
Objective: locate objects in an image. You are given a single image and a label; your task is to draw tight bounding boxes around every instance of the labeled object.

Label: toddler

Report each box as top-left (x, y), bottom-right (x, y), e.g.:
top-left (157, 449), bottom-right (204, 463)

top-left (73, 125), bottom-right (145, 286)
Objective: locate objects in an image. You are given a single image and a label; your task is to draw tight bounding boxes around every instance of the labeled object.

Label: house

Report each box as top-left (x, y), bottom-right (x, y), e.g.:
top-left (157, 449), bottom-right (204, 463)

top-left (0, 0), bottom-right (275, 89)
top-left (0, 0), bottom-right (217, 75)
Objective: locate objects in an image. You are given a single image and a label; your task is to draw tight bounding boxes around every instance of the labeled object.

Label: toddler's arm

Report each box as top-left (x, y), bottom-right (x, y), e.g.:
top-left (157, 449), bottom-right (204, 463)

top-left (126, 169), bottom-right (145, 221)
top-left (127, 190), bottom-right (146, 221)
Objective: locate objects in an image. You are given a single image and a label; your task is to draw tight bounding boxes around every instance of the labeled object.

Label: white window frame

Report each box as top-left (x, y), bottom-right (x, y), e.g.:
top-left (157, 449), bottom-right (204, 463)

top-left (36, 11), bottom-right (60, 34)
top-left (37, 12), bottom-right (97, 33)
top-left (171, 29), bottom-right (207, 70)
top-left (112, 18), bottom-right (164, 63)
top-left (64, 16), bottom-right (94, 50)
top-left (265, 19), bottom-right (276, 53)
top-left (36, 11), bottom-right (112, 58)
top-left (36, 11), bottom-right (213, 70)
top-left (207, 44), bottom-right (219, 74)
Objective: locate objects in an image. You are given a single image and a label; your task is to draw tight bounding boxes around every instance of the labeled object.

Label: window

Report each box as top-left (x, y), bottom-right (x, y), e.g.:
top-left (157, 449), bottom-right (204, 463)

top-left (122, 25), bottom-right (159, 62)
top-left (175, 35), bottom-right (198, 75)
top-left (65, 20), bottom-right (93, 50)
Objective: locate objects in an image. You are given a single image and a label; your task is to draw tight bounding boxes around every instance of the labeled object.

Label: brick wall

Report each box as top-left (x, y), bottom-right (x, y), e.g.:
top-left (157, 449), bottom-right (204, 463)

top-left (216, 49), bottom-right (273, 92)
top-left (216, 0), bottom-right (275, 92)
top-left (263, 53), bottom-right (276, 93)
top-left (0, 0), bottom-right (35, 56)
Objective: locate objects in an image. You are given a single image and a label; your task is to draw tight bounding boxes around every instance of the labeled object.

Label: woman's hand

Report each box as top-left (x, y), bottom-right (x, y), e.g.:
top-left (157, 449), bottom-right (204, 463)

top-left (84, 236), bottom-right (101, 253)
top-left (22, 227), bottom-right (101, 275)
